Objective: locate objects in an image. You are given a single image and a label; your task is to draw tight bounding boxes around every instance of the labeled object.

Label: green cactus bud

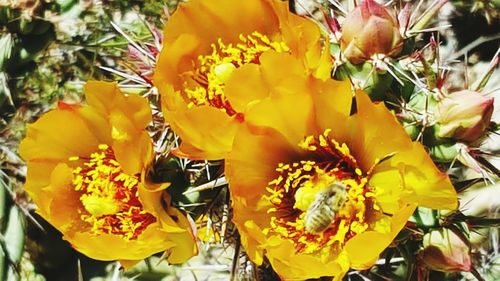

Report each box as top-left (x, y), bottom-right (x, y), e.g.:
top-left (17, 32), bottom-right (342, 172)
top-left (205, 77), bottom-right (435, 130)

top-left (408, 90), bottom-right (438, 112)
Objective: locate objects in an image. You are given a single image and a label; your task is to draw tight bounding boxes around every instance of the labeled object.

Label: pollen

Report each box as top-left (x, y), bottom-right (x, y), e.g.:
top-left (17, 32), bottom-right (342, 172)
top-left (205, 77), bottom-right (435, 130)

top-left (70, 144), bottom-right (156, 240)
top-left (264, 129), bottom-right (386, 254)
top-left (184, 32), bottom-right (290, 116)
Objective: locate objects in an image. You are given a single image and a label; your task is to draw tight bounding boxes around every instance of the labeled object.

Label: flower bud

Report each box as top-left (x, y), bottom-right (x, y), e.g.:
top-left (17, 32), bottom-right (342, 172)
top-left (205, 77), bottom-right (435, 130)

top-left (340, 0), bottom-right (403, 64)
top-left (436, 90), bottom-right (494, 143)
top-left (422, 228), bottom-right (472, 272)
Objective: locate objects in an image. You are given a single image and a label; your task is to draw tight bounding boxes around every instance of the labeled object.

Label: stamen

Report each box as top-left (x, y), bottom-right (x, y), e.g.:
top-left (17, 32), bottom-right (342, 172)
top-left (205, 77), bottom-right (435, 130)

top-left (265, 130), bottom-right (386, 254)
top-left (70, 144), bottom-right (156, 240)
top-left (184, 32), bottom-right (290, 116)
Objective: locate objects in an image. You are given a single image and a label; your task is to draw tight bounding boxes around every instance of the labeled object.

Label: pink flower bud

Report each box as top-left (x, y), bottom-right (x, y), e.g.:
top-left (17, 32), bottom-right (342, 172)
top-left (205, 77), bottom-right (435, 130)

top-left (436, 90), bottom-right (494, 143)
top-left (422, 228), bottom-right (472, 272)
top-left (340, 0), bottom-right (403, 64)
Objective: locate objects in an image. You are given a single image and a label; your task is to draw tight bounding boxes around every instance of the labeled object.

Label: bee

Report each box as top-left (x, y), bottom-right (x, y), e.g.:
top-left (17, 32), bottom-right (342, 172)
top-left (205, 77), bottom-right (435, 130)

top-left (304, 182), bottom-right (348, 234)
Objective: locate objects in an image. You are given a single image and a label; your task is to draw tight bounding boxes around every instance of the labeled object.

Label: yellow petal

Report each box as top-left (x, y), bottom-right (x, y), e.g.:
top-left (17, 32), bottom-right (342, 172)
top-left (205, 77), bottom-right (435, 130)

top-left (153, 34), bottom-right (201, 92)
top-left (392, 143), bottom-right (458, 210)
top-left (239, 220), bottom-right (267, 265)
top-left (346, 91), bottom-right (413, 171)
top-left (43, 163), bottom-right (84, 234)
top-left (275, 0), bottom-right (332, 79)
top-left (368, 163), bottom-right (406, 214)
top-left (77, 106), bottom-right (112, 144)
top-left (68, 224), bottom-right (178, 261)
top-left (224, 63), bottom-right (269, 113)
top-left (19, 109), bottom-right (99, 161)
top-left (161, 0), bottom-right (280, 54)
top-left (113, 131), bottom-right (152, 174)
top-left (265, 237), bottom-right (346, 280)
top-left (84, 81), bottom-right (120, 116)
top-left (345, 231), bottom-right (391, 269)
top-left (244, 87), bottom-right (315, 147)
top-left (163, 208), bottom-right (198, 264)
top-left (227, 124), bottom-right (299, 199)
top-left (345, 203), bottom-right (416, 269)
top-left (116, 92), bottom-right (152, 129)
top-left (22, 160), bottom-right (57, 202)
top-left (311, 78), bottom-right (353, 142)
top-left (166, 105), bottom-right (240, 160)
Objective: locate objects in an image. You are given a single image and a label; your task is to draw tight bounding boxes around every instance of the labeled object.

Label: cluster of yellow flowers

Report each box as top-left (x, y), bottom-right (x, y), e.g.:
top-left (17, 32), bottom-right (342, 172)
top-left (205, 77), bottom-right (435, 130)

top-left (20, 0), bottom-right (459, 279)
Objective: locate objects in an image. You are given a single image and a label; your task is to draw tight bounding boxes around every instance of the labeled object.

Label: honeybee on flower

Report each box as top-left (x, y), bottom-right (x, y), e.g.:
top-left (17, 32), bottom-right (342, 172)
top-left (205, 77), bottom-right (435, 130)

top-left (225, 54), bottom-right (458, 280)
top-left (303, 182), bottom-right (348, 234)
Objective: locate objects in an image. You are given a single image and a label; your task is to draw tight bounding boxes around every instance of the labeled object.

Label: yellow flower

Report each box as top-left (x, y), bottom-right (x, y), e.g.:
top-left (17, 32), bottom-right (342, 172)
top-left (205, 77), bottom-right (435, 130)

top-left (152, 0), bottom-right (331, 160)
top-left (19, 81), bottom-right (197, 263)
top-left (225, 54), bottom-right (458, 280)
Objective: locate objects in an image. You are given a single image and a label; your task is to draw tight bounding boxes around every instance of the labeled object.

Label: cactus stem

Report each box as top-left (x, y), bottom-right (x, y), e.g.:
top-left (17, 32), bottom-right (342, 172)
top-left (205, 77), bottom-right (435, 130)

top-left (384, 58), bottom-right (432, 94)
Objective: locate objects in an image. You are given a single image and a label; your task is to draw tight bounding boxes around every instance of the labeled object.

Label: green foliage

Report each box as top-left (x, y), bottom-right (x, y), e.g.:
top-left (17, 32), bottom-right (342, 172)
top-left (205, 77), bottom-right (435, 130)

top-left (0, 174), bottom-right (26, 281)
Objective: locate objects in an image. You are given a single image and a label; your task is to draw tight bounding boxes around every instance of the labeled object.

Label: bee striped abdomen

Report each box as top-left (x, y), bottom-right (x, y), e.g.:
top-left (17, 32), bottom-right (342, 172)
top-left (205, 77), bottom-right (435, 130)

top-left (303, 182), bottom-right (348, 234)
top-left (304, 203), bottom-right (336, 234)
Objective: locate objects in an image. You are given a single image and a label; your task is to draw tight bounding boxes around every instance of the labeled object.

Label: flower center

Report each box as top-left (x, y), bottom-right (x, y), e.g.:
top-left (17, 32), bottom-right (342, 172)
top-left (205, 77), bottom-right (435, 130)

top-left (70, 144), bottom-right (156, 240)
top-left (184, 31), bottom-right (290, 116)
top-left (265, 129), bottom-right (385, 254)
